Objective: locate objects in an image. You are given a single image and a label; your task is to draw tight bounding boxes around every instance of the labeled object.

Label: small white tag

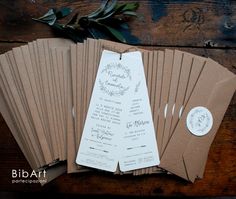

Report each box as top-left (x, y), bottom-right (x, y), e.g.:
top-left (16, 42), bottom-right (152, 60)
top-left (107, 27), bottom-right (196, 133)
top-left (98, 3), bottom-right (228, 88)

top-left (76, 50), bottom-right (159, 172)
top-left (186, 106), bottom-right (213, 136)
top-left (119, 51), bottom-right (160, 172)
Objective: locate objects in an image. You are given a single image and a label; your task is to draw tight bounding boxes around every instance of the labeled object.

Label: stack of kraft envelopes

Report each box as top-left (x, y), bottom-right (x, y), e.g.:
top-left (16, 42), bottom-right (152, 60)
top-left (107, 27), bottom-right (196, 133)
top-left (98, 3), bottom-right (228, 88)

top-left (0, 38), bottom-right (73, 184)
top-left (0, 38), bottom-right (235, 185)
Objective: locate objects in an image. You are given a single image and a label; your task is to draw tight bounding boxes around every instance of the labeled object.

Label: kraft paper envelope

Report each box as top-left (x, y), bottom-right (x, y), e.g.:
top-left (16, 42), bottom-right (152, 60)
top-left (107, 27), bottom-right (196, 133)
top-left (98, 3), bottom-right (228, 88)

top-left (161, 52), bottom-right (207, 156)
top-left (183, 55), bottom-right (206, 107)
top-left (76, 41), bottom-right (90, 171)
top-left (62, 48), bottom-right (71, 160)
top-left (1, 47), bottom-right (42, 167)
top-left (81, 40), bottom-right (88, 134)
top-left (157, 49), bottom-right (174, 153)
top-left (67, 41), bottom-right (92, 173)
top-left (5, 51), bottom-right (44, 167)
top-left (152, 50), bottom-right (164, 141)
top-left (47, 39), bottom-right (73, 161)
top-left (160, 50), bottom-right (183, 156)
top-left (23, 44), bottom-right (60, 162)
top-left (150, 51), bottom-right (158, 119)
top-left (50, 47), bottom-right (63, 159)
top-left (59, 48), bottom-right (68, 160)
top-left (77, 41), bottom-right (92, 172)
top-left (147, 51), bottom-right (153, 97)
top-left (86, 39), bottom-right (95, 110)
top-left (75, 43), bottom-right (85, 171)
top-left (152, 50), bottom-right (164, 174)
top-left (0, 39), bottom-right (72, 184)
top-left (0, 51), bottom-right (46, 166)
top-left (67, 44), bottom-right (77, 173)
top-left (4, 50), bottom-right (39, 163)
top-left (66, 46), bottom-right (76, 173)
top-left (28, 42), bottom-right (55, 160)
top-left (37, 38), bottom-right (72, 162)
top-left (42, 40), bottom-right (59, 159)
top-left (75, 43), bottom-right (83, 149)
top-left (1, 89), bottom-right (67, 186)
top-left (0, 86), bottom-right (38, 170)
top-left (147, 51), bottom-right (157, 174)
top-left (54, 47), bottom-right (68, 160)
top-left (68, 41), bottom-right (91, 173)
top-left (160, 58), bottom-right (236, 182)
top-left (49, 45), bottom-right (64, 160)
top-left (37, 40), bottom-right (55, 161)
top-left (168, 52), bottom-right (193, 147)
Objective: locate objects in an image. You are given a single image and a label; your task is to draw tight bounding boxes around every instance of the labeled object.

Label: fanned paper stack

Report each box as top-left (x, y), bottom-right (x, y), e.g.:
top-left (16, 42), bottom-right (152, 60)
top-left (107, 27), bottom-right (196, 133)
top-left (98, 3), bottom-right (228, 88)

top-left (0, 38), bottom-right (235, 184)
top-left (0, 38), bottom-right (73, 184)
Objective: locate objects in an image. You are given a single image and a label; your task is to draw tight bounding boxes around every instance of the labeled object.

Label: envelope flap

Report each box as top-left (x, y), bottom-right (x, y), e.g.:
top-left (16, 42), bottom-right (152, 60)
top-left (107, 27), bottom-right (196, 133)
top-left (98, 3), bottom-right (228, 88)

top-left (183, 76), bottom-right (236, 181)
top-left (160, 58), bottom-right (236, 182)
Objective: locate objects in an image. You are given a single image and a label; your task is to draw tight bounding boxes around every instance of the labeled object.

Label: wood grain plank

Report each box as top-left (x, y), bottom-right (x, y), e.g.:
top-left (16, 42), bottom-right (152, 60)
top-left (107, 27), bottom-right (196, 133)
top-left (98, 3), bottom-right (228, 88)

top-left (0, 42), bottom-right (26, 54)
top-left (0, 0), bottom-right (235, 47)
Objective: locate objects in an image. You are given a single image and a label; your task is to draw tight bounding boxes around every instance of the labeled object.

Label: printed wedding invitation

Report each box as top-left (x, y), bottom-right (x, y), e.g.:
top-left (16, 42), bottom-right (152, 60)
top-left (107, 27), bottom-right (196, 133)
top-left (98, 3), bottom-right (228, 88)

top-left (76, 50), bottom-right (160, 172)
top-left (0, 38), bottom-right (235, 184)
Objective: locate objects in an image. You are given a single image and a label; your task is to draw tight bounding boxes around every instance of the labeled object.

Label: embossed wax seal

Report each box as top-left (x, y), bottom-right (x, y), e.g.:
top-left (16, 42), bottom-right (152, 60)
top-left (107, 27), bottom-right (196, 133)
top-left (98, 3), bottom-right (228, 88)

top-left (186, 106), bottom-right (213, 136)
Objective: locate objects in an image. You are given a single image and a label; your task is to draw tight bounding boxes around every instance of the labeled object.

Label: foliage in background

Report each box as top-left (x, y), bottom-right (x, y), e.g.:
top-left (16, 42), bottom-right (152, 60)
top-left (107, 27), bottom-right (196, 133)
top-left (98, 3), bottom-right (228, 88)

top-left (33, 0), bottom-right (140, 44)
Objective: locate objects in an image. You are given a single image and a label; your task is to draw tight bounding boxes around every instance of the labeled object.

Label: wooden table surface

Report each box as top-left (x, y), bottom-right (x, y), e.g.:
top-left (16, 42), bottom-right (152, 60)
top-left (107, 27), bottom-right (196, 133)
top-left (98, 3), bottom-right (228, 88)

top-left (0, 0), bottom-right (235, 197)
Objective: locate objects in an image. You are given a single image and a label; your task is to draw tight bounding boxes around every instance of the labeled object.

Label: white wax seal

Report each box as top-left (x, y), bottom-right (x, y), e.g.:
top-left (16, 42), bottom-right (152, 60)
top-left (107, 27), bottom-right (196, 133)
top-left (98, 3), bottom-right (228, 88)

top-left (186, 106), bottom-right (213, 136)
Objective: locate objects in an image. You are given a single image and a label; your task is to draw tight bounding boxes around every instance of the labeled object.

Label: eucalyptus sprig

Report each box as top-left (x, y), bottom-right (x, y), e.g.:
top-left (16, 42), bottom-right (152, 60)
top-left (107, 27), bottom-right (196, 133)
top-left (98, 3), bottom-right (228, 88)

top-left (33, 0), bottom-right (140, 43)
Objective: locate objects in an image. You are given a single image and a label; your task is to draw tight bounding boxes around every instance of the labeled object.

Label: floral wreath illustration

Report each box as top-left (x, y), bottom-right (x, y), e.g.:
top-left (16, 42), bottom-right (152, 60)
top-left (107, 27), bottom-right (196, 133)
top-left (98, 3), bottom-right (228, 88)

top-left (99, 62), bottom-right (132, 97)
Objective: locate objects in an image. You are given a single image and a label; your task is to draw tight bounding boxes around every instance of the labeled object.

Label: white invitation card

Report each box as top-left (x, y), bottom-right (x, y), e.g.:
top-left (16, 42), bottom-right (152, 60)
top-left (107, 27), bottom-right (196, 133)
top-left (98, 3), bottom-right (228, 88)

top-left (76, 50), bottom-right (160, 172)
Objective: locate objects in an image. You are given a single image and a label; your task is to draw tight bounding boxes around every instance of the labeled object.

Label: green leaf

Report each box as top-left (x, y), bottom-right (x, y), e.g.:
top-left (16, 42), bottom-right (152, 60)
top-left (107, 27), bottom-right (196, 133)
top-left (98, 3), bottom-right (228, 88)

top-left (113, 4), bottom-right (126, 13)
top-left (122, 2), bottom-right (139, 12)
top-left (52, 23), bottom-right (85, 43)
top-left (32, 8), bottom-right (57, 25)
top-left (32, 18), bottom-right (56, 26)
top-left (122, 11), bottom-right (144, 21)
top-left (87, 0), bottom-right (109, 19)
top-left (56, 7), bottom-right (72, 19)
top-left (87, 28), bottom-right (97, 39)
top-left (96, 2), bottom-right (139, 22)
top-left (122, 11), bottom-right (138, 17)
top-left (103, 0), bottom-right (117, 15)
top-left (32, 1), bottom-right (140, 44)
top-left (87, 27), bottom-right (108, 40)
top-left (102, 24), bottom-right (126, 43)
top-left (115, 2), bottom-right (139, 14)
top-left (96, 9), bottom-right (117, 21)
top-left (37, 8), bottom-right (55, 20)
top-left (66, 13), bottom-right (79, 25)
top-left (33, 16), bottom-right (57, 26)
top-left (32, 7), bottom-right (72, 26)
